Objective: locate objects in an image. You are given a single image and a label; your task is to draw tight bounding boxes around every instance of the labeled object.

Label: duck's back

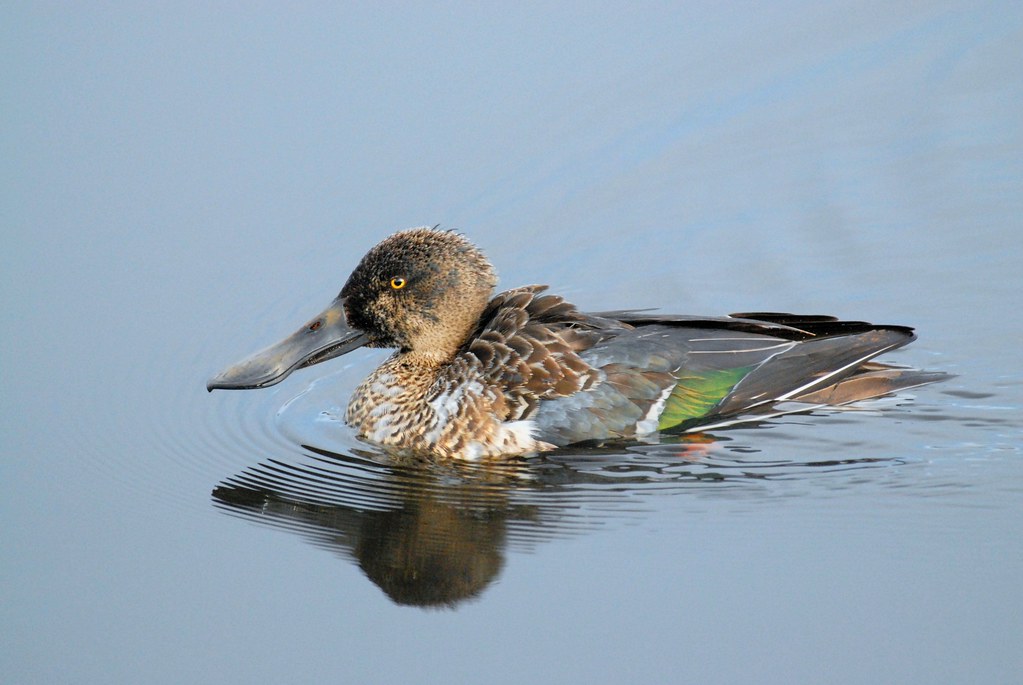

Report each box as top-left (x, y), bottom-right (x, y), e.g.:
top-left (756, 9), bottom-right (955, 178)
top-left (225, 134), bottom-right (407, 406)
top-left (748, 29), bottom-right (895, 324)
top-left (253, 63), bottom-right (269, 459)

top-left (464, 287), bottom-right (941, 447)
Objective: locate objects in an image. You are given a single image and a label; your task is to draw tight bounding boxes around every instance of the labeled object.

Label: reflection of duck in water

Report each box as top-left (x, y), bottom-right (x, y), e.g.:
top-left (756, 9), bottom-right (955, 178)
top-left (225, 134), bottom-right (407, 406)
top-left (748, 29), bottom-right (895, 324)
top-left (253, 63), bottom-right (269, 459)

top-left (209, 227), bottom-right (944, 459)
top-left (212, 450), bottom-right (543, 608)
top-left (212, 437), bottom-right (903, 607)
top-left (353, 494), bottom-right (505, 607)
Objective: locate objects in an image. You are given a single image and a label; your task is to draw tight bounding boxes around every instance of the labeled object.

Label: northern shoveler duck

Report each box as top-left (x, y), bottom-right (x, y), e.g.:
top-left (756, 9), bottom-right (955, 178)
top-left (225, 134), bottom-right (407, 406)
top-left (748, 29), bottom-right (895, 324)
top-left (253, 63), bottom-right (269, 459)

top-left (208, 227), bottom-right (943, 460)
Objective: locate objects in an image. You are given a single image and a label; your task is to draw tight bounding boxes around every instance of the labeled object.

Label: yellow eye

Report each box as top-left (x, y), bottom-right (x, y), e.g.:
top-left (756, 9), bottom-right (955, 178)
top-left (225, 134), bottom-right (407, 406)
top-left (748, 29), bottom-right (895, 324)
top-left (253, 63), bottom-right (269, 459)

top-left (390, 277), bottom-right (407, 290)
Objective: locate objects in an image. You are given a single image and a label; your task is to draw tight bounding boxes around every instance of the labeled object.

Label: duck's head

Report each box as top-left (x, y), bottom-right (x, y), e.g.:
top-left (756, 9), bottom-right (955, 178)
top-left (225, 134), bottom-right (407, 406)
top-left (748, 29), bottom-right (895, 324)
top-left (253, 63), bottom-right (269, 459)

top-left (207, 227), bottom-right (497, 391)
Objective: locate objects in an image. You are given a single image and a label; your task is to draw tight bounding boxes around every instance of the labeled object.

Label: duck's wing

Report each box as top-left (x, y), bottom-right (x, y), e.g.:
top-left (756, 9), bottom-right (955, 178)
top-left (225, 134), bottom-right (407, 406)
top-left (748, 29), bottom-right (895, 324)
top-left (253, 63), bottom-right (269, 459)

top-left (532, 311), bottom-right (944, 445)
top-left (464, 292), bottom-right (944, 446)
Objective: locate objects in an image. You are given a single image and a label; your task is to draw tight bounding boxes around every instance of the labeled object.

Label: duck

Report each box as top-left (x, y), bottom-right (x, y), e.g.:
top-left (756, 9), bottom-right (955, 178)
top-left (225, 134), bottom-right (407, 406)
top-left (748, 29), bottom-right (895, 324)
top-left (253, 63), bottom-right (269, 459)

top-left (208, 227), bottom-right (943, 460)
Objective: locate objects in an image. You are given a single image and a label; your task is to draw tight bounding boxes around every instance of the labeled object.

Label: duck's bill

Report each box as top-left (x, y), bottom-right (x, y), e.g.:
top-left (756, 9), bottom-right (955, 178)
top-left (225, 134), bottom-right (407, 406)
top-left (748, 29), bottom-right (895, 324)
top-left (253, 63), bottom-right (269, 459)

top-left (207, 297), bottom-right (367, 391)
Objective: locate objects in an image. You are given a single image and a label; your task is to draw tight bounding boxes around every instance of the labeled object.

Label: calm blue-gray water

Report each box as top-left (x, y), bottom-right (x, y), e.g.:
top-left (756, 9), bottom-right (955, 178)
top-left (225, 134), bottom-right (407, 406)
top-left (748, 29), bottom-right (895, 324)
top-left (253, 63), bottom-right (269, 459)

top-left (4, 3), bottom-right (1022, 684)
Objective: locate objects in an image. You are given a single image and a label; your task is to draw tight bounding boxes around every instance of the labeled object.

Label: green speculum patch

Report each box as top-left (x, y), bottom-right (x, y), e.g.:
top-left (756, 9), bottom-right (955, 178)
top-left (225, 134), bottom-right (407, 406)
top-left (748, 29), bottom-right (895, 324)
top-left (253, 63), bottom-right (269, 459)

top-left (657, 366), bottom-right (755, 431)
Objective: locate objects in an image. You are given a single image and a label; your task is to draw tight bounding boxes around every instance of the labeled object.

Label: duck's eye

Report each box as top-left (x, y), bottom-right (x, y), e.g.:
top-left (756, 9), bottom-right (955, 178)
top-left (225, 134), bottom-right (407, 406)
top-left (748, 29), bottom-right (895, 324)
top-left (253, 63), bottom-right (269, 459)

top-left (390, 277), bottom-right (407, 290)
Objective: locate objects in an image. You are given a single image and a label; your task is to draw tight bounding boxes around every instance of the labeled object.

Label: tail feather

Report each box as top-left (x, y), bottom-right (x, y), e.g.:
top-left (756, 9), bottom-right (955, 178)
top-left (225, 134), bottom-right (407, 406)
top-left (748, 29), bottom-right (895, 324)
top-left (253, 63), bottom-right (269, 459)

top-left (791, 365), bottom-right (951, 405)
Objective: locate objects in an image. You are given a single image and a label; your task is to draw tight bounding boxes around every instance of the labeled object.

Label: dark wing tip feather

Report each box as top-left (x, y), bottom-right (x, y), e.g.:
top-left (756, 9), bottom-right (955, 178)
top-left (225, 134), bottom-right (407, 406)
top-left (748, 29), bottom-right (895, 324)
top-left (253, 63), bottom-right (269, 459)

top-left (608, 310), bottom-right (916, 342)
top-left (728, 312), bottom-right (916, 340)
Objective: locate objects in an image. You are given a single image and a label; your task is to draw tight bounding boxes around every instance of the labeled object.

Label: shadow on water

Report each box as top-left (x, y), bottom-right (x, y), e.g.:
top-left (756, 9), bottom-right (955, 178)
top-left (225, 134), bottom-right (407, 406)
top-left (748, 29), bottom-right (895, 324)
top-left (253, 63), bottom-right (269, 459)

top-left (212, 432), bottom-right (901, 608)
